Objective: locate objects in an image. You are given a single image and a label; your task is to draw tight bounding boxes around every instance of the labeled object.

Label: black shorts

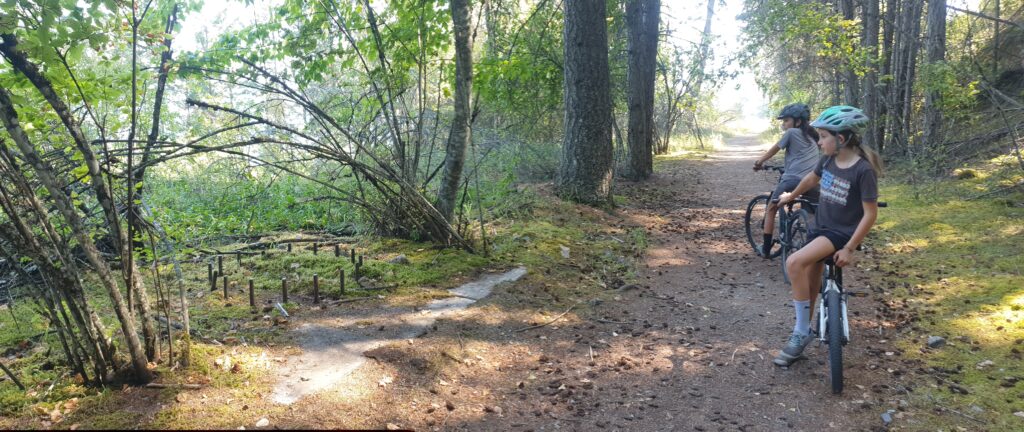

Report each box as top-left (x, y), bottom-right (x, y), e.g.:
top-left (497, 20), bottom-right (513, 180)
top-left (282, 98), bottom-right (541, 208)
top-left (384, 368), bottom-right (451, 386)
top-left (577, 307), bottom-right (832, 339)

top-left (770, 177), bottom-right (820, 204)
top-left (807, 228), bottom-right (850, 252)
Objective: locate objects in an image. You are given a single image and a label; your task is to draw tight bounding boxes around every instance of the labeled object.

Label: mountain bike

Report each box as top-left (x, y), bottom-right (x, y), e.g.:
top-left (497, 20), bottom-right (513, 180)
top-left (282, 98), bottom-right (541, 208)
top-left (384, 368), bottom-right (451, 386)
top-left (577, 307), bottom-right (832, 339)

top-left (745, 166), bottom-right (817, 281)
top-left (744, 165), bottom-right (785, 258)
top-left (814, 202), bottom-right (886, 394)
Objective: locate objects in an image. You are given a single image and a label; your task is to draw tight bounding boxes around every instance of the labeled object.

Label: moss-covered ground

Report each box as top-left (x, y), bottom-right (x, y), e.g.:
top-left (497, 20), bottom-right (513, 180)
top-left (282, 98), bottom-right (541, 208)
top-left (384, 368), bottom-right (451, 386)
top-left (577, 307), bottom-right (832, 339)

top-left (869, 155), bottom-right (1024, 430)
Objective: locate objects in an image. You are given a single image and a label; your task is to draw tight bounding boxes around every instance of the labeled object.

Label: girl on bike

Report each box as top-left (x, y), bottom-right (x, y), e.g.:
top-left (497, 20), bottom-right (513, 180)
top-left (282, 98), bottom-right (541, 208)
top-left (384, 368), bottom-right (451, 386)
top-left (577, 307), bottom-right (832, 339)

top-left (752, 103), bottom-right (820, 258)
top-left (772, 105), bottom-right (883, 366)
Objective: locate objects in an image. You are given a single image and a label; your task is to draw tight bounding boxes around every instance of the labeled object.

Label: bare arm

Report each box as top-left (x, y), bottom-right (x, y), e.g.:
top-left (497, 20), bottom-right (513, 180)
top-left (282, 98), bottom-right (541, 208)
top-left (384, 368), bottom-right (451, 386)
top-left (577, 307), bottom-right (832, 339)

top-left (753, 145), bottom-right (781, 170)
top-left (833, 201), bottom-right (878, 267)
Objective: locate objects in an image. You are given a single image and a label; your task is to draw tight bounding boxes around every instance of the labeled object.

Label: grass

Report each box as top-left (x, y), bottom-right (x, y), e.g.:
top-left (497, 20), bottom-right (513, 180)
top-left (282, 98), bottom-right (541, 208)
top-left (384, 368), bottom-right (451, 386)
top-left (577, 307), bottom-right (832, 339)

top-left (868, 155), bottom-right (1024, 430)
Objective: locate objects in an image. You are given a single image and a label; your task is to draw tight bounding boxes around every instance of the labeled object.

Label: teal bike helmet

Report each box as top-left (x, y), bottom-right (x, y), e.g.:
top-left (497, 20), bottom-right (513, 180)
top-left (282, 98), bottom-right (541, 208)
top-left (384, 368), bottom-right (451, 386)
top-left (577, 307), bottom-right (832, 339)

top-left (810, 105), bottom-right (869, 132)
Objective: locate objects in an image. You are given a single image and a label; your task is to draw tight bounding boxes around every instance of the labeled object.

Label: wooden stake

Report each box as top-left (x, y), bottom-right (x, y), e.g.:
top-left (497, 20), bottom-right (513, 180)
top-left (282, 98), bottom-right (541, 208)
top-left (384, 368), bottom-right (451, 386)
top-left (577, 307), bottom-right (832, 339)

top-left (313, 242), bottom-right (318, 255)
top-left (210, 270), bottom-right (218, 292)
top-left (287, 243), bottom-right (293, 253)
top-left (340, 269), bottom-right (345, 295)
top-left (207, 263), bottom-right (213, 287)
top-left (217, 255), bottom-right (223, 275)
top-left (222, 276), bottom-right (229, 300)
top-left (248, 279), bottom-right (255, 309)
top-left (334, 244), bottom-right (340, 257)
top-left (313, 274), bottom-right (320, 304)
top-left (281, 278), bottom-right (288, 303)
top-left (350, 248), bottom-right (355, 263)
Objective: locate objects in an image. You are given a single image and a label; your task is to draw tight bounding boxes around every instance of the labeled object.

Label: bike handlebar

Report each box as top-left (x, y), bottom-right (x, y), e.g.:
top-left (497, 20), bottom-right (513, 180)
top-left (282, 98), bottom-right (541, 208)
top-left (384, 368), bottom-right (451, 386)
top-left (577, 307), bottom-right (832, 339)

top-left (755, 165), bottom-right (785, 173)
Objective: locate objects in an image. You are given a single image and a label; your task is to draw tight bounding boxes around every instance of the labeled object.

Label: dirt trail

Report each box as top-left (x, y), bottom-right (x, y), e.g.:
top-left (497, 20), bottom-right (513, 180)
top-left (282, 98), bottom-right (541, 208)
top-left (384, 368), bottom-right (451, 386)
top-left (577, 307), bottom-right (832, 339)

top-left (569, 135), bottom-right (896, 431)
top-left (265, 135), bottom-right (902, 431)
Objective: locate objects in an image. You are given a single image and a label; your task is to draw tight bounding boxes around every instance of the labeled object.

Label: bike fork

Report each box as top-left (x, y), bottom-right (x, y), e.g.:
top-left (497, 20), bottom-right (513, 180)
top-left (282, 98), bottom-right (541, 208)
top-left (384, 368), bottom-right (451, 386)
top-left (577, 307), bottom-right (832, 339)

top-left (841, 292), bottom-right (851, 344)
top-left (818, 279), bottom-right (847, 343)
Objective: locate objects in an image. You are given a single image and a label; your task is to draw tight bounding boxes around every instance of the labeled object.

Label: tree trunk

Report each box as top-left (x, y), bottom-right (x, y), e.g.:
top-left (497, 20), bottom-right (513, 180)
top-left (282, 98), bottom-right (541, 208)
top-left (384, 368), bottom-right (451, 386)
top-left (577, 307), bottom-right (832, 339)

top-left (558, 0), bottom-right (614, 206)
top-left (0, 86), bottom-right (153, 383)
top-left (625, 0), bottom-right (660, 180)
top-left (879, 0), bottom-right (898, 153)
top-left (436, 0), bottom-right (474, 222)
top-left (921, 0), bottom-right (946, 150)
top-left (901, 0), bottom-right (924, 157)
top-left (993, 0), bottom-right (1000, 75)
top-left (840, 0), bottom-right (860, 105)
top-left (862, 0), bottom-right (881, 149)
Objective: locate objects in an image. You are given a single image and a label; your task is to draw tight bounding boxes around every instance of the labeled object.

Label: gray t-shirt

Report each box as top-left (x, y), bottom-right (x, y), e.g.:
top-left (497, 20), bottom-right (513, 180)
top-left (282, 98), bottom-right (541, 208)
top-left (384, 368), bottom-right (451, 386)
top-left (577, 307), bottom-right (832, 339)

top-left (814, 156), bottom-right (879, 237)
top-left (776, 128), bottom-right (819, 181)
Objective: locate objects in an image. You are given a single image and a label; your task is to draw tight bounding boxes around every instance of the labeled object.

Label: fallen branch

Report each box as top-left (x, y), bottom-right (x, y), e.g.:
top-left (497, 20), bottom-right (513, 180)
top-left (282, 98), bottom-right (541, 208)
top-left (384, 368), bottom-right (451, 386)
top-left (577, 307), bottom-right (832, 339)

top-left (926, 395), bottom-right (985, 424)
top-left (325, 296), bottom-right (377, 306)
top-left (514, 302), bottom-right (580, 332)
top-left (592, 318), bottom-right (630, 325)
top-left (198, 249), bottom-right (262, 256)
top-left (0, 360), bottom-right (24, 390)
top-left (144, 383), bottom-right (202, 390)
top-left (356, 283), bottom-right (399, 292)
top-left (968, 180), bottom-right (1024, 201)
top-left (236, 237), bottom-right (359, 251)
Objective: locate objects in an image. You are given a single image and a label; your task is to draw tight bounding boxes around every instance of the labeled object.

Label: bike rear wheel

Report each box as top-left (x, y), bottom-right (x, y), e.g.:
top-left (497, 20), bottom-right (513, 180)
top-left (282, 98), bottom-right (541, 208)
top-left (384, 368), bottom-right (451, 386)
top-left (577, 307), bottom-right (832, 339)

top-left (826, 289), bottom-right (844, 394)
top-left (744, 195), bottom-right (782, 258)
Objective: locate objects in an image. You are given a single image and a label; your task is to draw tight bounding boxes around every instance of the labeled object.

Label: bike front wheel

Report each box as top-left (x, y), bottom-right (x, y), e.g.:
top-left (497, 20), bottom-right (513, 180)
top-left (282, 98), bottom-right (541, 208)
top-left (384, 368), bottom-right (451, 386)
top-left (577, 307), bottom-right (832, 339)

top-left (781, 208), bottom-right (814, 281)
top-left (826, 289), bottom-right (844, 394)
top-left (744, 194), bottom-right (782, 258)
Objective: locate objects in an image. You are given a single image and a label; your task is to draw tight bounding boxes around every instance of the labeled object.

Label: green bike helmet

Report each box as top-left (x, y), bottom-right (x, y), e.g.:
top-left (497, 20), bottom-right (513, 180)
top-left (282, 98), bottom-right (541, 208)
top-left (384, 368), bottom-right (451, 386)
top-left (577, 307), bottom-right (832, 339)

top-left (810, 105), bottom-right (869, 132)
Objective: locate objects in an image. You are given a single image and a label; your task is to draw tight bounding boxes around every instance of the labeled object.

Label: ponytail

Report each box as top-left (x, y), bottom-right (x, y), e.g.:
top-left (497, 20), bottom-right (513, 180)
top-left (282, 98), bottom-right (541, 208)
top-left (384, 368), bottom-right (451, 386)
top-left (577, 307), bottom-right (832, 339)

top-left (838, 130), bottom-right (884, 176)
top-left (797, 118), bottom-right (819, 143)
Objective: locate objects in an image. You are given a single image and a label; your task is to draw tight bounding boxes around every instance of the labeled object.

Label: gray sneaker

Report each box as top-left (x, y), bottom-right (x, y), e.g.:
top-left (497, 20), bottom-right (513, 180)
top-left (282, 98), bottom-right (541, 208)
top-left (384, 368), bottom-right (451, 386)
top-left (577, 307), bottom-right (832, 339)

top-left (773, 332), bottom-right (813, 367)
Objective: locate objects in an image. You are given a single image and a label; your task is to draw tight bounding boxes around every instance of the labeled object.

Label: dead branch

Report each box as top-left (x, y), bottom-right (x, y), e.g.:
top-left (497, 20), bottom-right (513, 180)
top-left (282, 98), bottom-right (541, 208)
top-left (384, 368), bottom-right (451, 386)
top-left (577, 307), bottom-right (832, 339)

top-left (144, 382), bottom-right (201, 390)
top-left (514, 302), bottom-right (580, 332)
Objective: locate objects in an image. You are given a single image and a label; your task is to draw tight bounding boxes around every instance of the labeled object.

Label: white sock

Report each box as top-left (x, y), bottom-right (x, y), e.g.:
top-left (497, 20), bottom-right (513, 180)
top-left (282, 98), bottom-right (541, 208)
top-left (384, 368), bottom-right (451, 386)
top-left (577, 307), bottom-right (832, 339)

top-left (793, 300), bottom-right (811, 336)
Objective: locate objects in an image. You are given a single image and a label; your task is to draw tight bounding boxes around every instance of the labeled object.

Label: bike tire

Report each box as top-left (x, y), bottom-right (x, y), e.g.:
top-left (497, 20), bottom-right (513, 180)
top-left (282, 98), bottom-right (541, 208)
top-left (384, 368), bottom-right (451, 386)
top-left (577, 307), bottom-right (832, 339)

top-left (781, 208), bottom-right (813, 281)
top-left (826, 289), bottom-right (844, 394)
top-left (744, 195), bottom-right (782, 258)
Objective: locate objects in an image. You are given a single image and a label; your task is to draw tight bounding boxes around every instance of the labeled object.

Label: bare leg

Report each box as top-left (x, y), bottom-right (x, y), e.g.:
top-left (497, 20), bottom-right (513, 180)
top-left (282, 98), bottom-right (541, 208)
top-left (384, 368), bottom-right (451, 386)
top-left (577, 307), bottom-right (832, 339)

top-left (785, 237), bottom-right (835, 301)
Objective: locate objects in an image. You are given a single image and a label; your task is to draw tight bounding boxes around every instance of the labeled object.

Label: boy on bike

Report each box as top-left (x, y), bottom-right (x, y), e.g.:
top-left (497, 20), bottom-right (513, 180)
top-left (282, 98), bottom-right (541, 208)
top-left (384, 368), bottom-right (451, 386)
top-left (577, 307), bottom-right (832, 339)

top-left (752, 103), bottom-right (820, 258)
top-left (772, 105), bottom-right (883, 366)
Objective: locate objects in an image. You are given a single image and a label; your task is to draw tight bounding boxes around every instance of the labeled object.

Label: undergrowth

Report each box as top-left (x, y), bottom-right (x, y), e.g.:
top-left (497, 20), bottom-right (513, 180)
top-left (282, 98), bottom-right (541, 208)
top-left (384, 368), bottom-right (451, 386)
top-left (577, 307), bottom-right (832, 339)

top-left (869, 154), bottom-right (1024, 430)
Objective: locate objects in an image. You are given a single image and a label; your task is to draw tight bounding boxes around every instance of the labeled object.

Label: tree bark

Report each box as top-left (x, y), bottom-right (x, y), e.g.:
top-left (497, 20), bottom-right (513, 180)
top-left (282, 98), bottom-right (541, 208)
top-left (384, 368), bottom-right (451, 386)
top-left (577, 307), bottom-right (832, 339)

top-left (879, 0), bottom-right (898, 154)
top-left (862, 0), bottom-right (881, 149)
top-left (436, 0), bottom-right (474, 222)
top-left (902, 0), bottom-right (924, 157)
top-left (625, 0), bottom-right (660, 180)
top-left (921, 0), bottom-right (946, 150)
top-left (558, 0), bottom-right (613, 206)
top-left (840, 0), bottom-right (860, 105)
